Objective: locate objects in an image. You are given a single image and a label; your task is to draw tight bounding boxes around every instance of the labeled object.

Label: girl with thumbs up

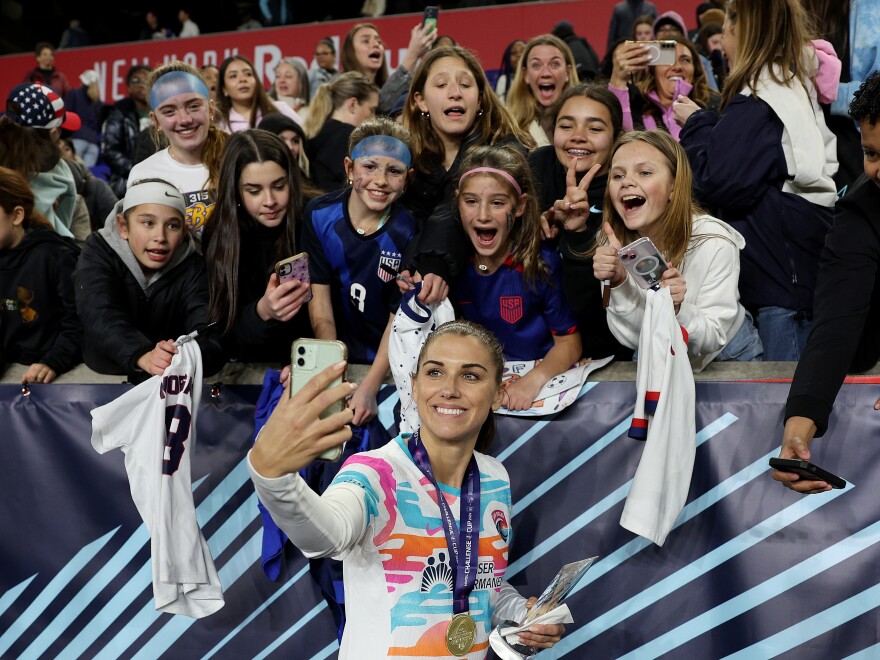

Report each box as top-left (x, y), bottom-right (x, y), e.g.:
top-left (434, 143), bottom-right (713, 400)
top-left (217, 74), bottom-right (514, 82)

top-left (592, 130), bottom-right (762, 371)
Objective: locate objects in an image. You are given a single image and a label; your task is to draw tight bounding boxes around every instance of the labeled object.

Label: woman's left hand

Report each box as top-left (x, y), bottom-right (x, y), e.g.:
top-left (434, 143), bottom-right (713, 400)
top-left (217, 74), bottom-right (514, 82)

top-left (672, 95), bottom-right (700, 126)
top-left (660, 266), bottom-right (687, 313)
top-left (515, 596), bottom-right (566, 649)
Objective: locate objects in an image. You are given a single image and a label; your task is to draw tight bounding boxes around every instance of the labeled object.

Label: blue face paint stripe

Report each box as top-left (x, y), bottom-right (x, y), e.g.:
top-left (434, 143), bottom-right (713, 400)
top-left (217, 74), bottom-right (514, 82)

top-left (200, 564), bottom-right (311, 660)
top-left (548, 481), bottom-right (847, 652)
top-left (0, 527), bottom-right (118, 657)
top-left (19, 526), bottom-right (149, 660)
top-left (252, 601), bottom-right (329, 660)
top-left (623, 505), bottom-right (873, 660)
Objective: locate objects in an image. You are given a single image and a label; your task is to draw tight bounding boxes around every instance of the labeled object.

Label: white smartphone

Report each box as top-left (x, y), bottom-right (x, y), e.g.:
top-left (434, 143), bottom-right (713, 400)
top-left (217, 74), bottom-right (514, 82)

top-left (618, 236), bottom-right (669, 290)
top-left (627, 39), bottom-right (677, 66)
top-left (289, 338), bottom-right (348, 462)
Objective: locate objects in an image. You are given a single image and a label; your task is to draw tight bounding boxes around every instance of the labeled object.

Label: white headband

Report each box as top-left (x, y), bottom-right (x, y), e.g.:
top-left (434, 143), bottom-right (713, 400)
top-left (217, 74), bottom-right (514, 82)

top-left (122, 180), bottom-right (187, 215)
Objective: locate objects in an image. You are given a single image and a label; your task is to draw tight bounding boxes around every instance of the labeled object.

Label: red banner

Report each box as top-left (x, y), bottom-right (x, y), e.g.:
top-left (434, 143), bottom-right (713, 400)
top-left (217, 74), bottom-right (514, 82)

top-left (0, 0), bottom-right (700, 105)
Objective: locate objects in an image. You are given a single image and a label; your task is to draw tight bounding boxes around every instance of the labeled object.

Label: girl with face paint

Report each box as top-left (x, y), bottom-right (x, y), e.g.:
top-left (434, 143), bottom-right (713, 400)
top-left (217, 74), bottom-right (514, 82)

top-left (301, 117), bottom-right (418, 426)
top-left (449, 145), bottom-right (582, 411)
top-left (128, 61), bottom-right (228, 240)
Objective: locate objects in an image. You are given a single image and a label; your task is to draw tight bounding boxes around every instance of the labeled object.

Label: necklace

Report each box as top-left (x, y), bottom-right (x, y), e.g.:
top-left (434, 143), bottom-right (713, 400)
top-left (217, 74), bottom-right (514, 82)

top-left (353, 207), bottom-right (391, 235)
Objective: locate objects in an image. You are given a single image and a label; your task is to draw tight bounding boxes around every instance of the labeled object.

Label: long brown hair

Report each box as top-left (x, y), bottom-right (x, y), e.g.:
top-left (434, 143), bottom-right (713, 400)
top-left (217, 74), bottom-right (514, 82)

top-left (402, 46), bottom-right (534, 173)
top-left (205, 129), bottom-right (302, 335)
top-left (145, 61), bottom-right (228, 197)
top-left (456, 145), bottom-right (548, 284)
top-left (597, 131), bottom-right (701, 269)
top-left (415, 320), bottom-right (504, 454)
top-left (341, 23), bottom-right (389, 88)
top-left (0, 165), bottom-right (51, 230)
top-left (216, 55), bottom-right (281, 129)
top-left (720, 0), bottom-right (813, 109)
top-left (506, 34), bottom-right (579, 135)
top-left (634, 35), bottom-right (712, 110)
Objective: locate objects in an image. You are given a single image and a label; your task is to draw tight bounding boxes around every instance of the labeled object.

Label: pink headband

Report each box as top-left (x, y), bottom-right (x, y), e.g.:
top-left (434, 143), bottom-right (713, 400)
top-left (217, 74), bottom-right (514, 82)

top-left (458, 167), bottom-right (522, 196)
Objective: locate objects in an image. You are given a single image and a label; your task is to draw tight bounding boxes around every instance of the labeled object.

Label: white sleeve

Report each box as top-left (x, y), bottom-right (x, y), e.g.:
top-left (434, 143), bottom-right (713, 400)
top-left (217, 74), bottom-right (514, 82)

top-left (605, 275), bottom-right (647, 350)
top-left (675, 238), bottom-right (742, 358)
top-left (492, 580), bottom-right (530, 627)
top-left (247, 450), bottom-right (368, 560)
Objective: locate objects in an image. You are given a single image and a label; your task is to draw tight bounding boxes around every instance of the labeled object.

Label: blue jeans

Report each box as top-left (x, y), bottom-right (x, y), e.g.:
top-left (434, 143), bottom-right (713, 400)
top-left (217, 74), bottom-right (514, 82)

top-left (71, 139), bottom-right (99, 168)
top-left (715, 310), bottom-right (763, 362)
top-left (754, 306), bottom-right (812, 361)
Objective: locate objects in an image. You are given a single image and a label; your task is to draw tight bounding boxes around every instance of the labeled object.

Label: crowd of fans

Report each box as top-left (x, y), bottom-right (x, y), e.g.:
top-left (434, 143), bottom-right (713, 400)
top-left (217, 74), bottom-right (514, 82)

top-left (1, 0), bottom-right (877, 408)
top-left (4, 2), bottom-right (880, 653)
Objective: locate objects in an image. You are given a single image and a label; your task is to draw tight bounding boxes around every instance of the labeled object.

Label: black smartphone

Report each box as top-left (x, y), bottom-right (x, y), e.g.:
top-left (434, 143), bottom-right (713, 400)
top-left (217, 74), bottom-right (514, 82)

top-left (768, 458), bottom-right (847, 489)
top-left (423, 6), bottom-right (439, 33)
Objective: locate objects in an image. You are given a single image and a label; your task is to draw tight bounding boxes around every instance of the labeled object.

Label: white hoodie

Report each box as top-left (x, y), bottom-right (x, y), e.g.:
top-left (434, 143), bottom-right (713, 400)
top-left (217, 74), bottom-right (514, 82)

top-left (605, 214), bottom-right (747, 372)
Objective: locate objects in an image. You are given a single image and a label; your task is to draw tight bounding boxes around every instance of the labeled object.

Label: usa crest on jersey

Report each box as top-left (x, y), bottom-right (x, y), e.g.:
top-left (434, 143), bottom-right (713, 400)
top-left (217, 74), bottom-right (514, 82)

top-left (500, 295), bottom-right (523, 324)
top-left (378, 250), bottom-right (401, 282)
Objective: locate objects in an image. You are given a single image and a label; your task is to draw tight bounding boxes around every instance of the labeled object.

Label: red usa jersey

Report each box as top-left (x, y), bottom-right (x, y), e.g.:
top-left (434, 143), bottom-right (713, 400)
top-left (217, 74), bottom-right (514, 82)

top-left (90, 339), bottom-right (224, 618)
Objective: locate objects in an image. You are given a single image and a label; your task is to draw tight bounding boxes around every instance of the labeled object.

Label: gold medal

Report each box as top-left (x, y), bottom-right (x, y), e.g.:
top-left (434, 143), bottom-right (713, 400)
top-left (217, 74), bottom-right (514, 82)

top-left (445, 612), bottom-right (476, 656)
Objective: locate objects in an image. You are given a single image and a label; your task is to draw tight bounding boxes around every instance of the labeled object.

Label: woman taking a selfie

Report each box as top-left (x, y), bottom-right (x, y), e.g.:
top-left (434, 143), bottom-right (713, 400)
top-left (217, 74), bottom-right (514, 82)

top-left (608, 34), bottom-right (717, 140)
top-left (248, 320), bottom-right (566, 658)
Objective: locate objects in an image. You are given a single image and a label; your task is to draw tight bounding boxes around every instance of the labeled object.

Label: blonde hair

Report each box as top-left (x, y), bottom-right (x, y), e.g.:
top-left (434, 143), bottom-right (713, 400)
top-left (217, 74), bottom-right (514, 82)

top-left (402, 46), bottom-right (534, 173)
top-left (721, 0), bottom-right (813, 108)
top-left (303, 71), bottom-right (378, 138)
top-left (456, 145), bottom-right (548, 284)
top-left (145, 60), bottom-right (228, 196)
top-left (597, 131), bottom-right (702, 268)
top-left (506, 34), bottom-right (579, 135)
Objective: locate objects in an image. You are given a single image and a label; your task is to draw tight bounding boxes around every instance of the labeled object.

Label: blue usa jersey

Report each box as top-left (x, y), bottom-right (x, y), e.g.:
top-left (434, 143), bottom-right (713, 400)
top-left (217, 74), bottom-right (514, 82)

top-left (301, 190), bottom-right (417, 363)
top-left (451, 245), bottom-right (578, 361)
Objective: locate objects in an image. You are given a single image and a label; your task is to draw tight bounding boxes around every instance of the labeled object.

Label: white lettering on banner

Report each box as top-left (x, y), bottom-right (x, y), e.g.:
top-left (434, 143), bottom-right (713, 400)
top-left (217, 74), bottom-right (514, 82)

top-left (255, 44), bottom-right (282, 81)
top-left (203, 51), bottom-right (217, 66)
top-left (93, 61), bottom-right (107, 101)
top-left (182, 52), bottom-right (198, 67)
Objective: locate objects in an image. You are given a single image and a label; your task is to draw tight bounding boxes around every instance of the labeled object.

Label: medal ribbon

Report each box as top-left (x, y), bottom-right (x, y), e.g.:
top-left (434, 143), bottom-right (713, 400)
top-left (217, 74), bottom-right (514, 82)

top-left (409, 431), bottom-right (481, 615)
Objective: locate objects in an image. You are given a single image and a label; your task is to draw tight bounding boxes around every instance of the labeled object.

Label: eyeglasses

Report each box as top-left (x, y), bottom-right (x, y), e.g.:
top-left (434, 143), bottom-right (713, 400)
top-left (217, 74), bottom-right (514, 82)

top-left (129, 77), bottom-right (145, 85)
top-left (315, 51), bottom-right (333, 57)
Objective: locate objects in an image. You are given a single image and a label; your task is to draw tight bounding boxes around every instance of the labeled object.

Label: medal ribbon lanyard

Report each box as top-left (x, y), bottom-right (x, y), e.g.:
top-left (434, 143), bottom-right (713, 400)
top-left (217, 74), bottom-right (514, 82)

top-left (409, 432), bottom-right (481, 615)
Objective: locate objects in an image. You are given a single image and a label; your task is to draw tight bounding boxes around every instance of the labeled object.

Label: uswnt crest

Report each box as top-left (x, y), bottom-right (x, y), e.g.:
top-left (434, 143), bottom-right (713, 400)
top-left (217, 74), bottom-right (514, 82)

top-left (378, 250), bottom-right (401, 282)
top-left (499, 296), bottom-right (523, 324)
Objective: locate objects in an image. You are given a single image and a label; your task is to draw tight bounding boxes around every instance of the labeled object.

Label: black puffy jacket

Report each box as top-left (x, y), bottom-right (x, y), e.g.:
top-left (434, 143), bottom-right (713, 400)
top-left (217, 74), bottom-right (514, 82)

top-left (73, 228), bottom-right (225, 383)
top-left (101, 97), bottom-right (144, 197)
